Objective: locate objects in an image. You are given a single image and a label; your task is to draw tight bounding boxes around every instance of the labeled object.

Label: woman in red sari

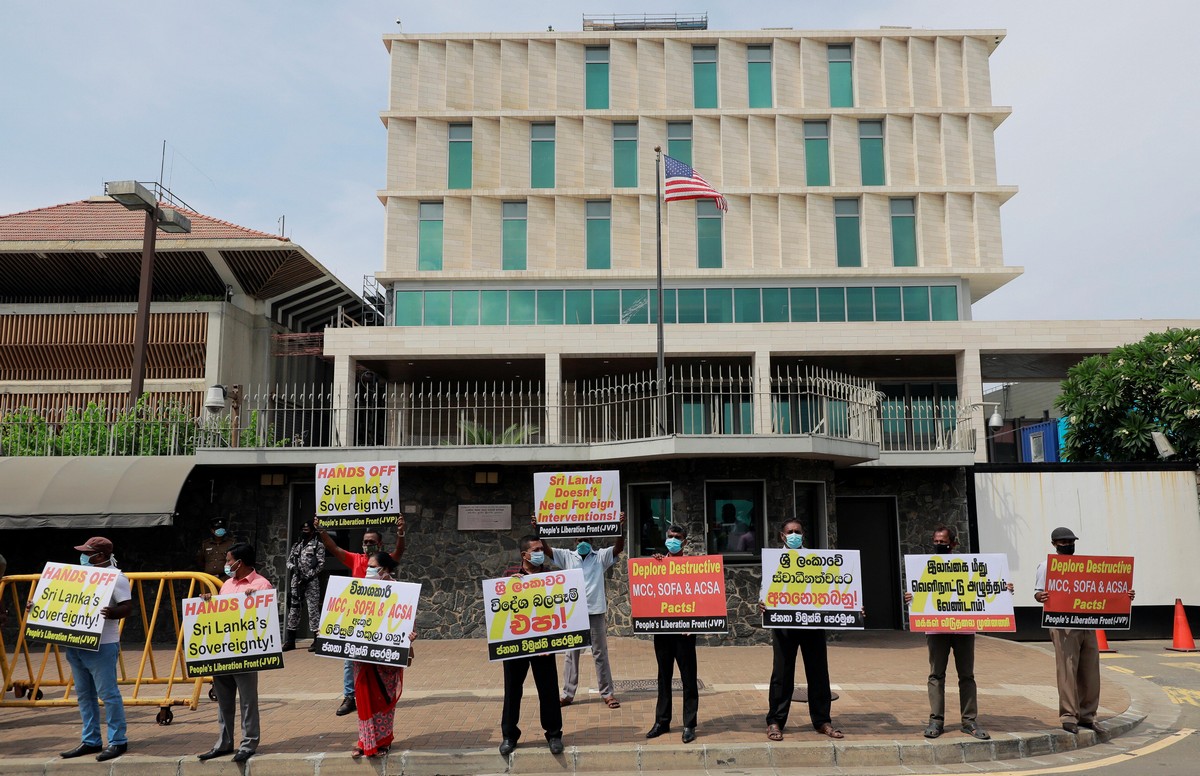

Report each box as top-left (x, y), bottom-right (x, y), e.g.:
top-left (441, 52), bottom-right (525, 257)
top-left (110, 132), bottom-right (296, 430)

top-left (351, 552), bottom-right (412, 758)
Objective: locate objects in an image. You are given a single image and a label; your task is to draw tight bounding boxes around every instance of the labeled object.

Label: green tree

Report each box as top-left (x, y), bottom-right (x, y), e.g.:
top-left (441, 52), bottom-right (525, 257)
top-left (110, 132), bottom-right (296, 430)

top-left (1057, 328), bottom-right (1200, 463)
top-left (57, 402), bottom-right (112, 456)
top-left (0, 407), bottom-right (54, 455)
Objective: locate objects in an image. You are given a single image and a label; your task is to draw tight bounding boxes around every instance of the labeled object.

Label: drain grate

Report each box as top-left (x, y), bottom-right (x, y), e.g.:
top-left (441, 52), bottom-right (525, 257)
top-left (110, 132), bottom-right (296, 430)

top-left (612, 677), bottom-right (707, 693)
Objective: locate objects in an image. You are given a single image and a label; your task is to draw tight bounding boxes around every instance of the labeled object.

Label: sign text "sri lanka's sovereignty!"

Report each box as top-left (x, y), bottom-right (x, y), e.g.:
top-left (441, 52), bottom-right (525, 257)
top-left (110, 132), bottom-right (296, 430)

top-left (315, 461), bottom-right (399, 528)
top-left (182, 592), bottom-right (284, 677)
top-left (23, 563), bottom-right (120, 652)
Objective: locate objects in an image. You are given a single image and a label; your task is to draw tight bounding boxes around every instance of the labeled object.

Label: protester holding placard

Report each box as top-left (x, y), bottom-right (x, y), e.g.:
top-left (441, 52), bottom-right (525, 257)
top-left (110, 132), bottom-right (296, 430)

top-left (903, 526), bottom-right (1012, 740)
top-left (59, 537), bottom-right (131, 762)
top-left (539, 512), bottom-right (625, 710)
top-left (197, 543), bottom-right (274, 764)
top-left (645, 524), bottom-right (699, 744)
top-left (1034, 527), bottom-right (1135, 734)
top-left (497, 536), bottom-right (565, 756)
top-left (284, 520), bottom-right (325, 651)
top-left (350, 552), bottom-right (410, 759)
top-left (316, 515), bottom-right (406, 717)
top-left (759, 520), bottom-right (844, 742)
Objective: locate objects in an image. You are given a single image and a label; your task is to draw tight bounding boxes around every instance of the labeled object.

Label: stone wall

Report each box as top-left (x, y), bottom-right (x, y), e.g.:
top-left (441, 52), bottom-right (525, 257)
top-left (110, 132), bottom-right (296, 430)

top-left (833, 466), bottom-right (971, 555)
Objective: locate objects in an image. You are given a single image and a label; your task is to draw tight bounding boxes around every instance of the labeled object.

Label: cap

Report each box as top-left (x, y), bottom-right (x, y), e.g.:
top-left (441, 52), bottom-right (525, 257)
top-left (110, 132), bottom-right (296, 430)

top-left (74, 536), bottom-right (113, 554)
top-left (1050, 526), bottom-right (1079, 542)
top-left (210, 517), bottom-right (227, 526)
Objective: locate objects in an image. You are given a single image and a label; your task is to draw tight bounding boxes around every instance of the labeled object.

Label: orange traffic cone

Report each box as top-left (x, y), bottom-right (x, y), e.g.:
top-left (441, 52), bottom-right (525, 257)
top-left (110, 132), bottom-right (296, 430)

top-left (1095, 629), bottom-right (1116, 653)
top-left (1167, 598), bottom-right (1198, 652)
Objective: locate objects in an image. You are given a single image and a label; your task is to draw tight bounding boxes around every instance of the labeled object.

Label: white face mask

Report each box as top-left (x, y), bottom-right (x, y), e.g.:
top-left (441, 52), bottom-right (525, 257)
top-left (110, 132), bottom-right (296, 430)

top-left (365, 566), bottom-right (382, 578)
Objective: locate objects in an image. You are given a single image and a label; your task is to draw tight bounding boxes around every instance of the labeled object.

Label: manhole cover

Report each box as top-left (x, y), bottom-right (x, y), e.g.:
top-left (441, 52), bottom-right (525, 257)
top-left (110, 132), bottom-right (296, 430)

top-left (791, 686), bottom-right (839, 702)
top-left (613, 678), bottom-right (707, 693)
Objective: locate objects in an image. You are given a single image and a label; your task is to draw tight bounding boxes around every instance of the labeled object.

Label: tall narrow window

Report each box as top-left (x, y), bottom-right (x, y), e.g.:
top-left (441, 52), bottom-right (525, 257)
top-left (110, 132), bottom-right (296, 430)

top-left (692, 45), bottom-right (718, 108)
top-left (859, 120), bottom-right (885, 185)
top-left (697, 200), bottom-right (723, 268)
top-left (447, 124), bottom-right (472, 189)
top-left (804, 121), bottom-right (830, 186)
top-left (828, 43), bottom-right (853, 107)
top-left (667, 121), bottom-right (692, 167)
top-left (418, 202), bottom-right (444, 271)
top-left (834, 198), bottom-right (861, 267)
top-left (502, 201), bottom-right (527, 270)
top-left (585, 46), bottom-right (609, 109)
top-left (530, 123), bottom-right (555, 188)
top-left (586, 200), bottom-right (611, 269)
top-left (747, 45), bottom-right (773, 108)
top-left (613, 122), bottom-right (638, 187)
top-left (890, 198), bottom-right (917, 267)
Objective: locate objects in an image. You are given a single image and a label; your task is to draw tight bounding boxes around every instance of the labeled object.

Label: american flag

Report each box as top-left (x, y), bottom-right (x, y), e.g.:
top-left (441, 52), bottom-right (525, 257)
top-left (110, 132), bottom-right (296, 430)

top-left (663, 155), bottom-right (728, 211)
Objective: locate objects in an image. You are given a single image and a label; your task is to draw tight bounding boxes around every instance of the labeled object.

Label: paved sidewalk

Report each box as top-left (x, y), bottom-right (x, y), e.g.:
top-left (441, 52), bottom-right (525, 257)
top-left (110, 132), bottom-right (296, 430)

top-left (0, 632), bottom-right (1139, 773)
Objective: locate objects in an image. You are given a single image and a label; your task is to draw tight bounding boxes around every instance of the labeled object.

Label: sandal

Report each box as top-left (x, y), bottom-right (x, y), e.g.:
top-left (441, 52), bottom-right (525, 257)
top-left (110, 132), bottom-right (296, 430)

top-left (603, 695), bottom-right (621, 709)
top-left (350, 747), bottom-right (364, 759)
top-left (368, 746), bottom-right (390, 758)
top-left (923, 719), bottom-right (944, 738)
top-left (817, 723), bottom-right (845, 739)
top-left (767, 723), bottom-right (784, 741)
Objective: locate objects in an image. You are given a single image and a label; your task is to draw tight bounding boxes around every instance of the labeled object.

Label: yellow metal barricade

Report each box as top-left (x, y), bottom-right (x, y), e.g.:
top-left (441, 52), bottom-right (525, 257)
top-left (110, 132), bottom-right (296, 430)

top-left (0, 571), bottom-right (223, 723)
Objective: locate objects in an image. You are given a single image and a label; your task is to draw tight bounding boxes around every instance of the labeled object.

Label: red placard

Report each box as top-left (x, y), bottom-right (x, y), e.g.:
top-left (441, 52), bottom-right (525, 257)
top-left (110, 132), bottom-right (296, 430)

top-left (1042, 554), bottom-right (1134, 630)
top-left (628, 555), bottom-right (727, 634)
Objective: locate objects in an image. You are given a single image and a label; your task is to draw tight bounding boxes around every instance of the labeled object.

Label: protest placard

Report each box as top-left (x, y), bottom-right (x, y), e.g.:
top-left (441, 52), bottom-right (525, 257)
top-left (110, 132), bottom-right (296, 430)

top-left (315, 461), bottom-right (400, 528)
top-left (533, 470), bottom-right (621, 538)
top-left (904, 553), bottom-right (1015, 633)
top-left (483, 568), bottom-right (590, 661)
top-left (22, 562), bottom-right (121, 651)
top-left (312, 576), bottom-right (419, 667)
top-left (182, 591), bottom-right (284, 677)
top-left (760, 549), bottom-right (863, 629)
top-left (628, 555), bottom-right (727, 634)
top-left (1041, 554), bottom-right (1135, 630)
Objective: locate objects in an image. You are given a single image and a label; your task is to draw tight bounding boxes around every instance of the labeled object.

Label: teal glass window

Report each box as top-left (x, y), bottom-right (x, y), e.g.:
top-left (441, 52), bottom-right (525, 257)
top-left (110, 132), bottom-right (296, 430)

top-left (502, 201), bottom-right (527, 270)
top-left (790, 287), bottom-right (817, 321)
top-left (621, 289), bottom-right (649, 323)
top-left (762, 288), bottom-right (789, 321)
top-left (530, 123), bottom-right (555, 188)
top-left (874, 286), bottom-right (902, 321)
top-left (734, 288), bottom-right (762, 323)
top-left (930, 286), bottom-right (959, 321)
top-left (890, 198), bottom-right (917, 267)
top-left (537, 289), bottom-right (564, 324)
top-left (834, 199), bottom-right (861, 267)
top-left (747, 45), bottom-right (772, 108)
top-left (565, 289), bottom-right (592, 324)
top-left (585, 46), bottom-right (609, 109)
top-left (902, 286), bottom-right (930, 321)
top-left (509, 290), bottom-right (536, 325)
top-left (818, 287), bottom-right (846, 321)
top-left (394, 290), bottom-right (422, 326)
top-left (846, 287), bottom-right (874, 321)
top-left (859, 120), bottom-right (885, 185)
top-left (481, 290), bottom-right (508, 324)
top-left (677, 289), bottom-right (705, 323)
top-left (418, 202), bottom-right (443, 271)
top-left (696, 200), bottom-right (723, 268)
top-left (667, 121), bottom-right (692, 167)
top-left (613, 122), bottom-right (638, 187)
top-left (594, 289), bottom-right (620, 323)
top-left (828, 43), bottom-right (853, 108)
top-left (586, 200), bottom-right (612, 269)
top-left (692, 45), bottom-right (718, 108)
top-left (659, 289), bottom-right (678, 323)
top-left (447, 123), bottom-right (472, 189)
top-left (804, 121), bottom-right (830, 186)
top-left (451, 290), bottom-right (479, 326)
top-left (424, 290), bottom-right (451, 326)
top-left (706, 288), bottom-right (733, 323)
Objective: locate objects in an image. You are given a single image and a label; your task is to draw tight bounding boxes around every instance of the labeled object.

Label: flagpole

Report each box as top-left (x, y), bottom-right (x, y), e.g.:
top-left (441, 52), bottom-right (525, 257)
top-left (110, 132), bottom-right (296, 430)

top-left (654, 146), bottom-right (666, 435)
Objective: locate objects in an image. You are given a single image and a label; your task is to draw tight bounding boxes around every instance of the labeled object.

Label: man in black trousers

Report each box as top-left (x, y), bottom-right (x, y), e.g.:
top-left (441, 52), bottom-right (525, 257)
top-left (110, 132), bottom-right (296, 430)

top-left (645, 524), bottom-right (699, 744)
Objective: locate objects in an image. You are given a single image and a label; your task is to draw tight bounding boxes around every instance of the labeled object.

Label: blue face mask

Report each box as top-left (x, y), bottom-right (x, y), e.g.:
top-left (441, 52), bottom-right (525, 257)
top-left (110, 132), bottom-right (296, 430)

top-left (223, 562), bottom-right (237, 577)
top-left (577, 542), bottom-right (592, 557)
top-left (365, 566), bottom-right (381, 578)
top-left (784, 533), bottom-right (804, 550)
top-left (214, 528), bottom-right (227, 538)
top-left (664, 537), bottom-right (683, 554)
top-left (528, 550), bottom-right (545, 566)
top-left (80, 553), bottom-right (93, 567)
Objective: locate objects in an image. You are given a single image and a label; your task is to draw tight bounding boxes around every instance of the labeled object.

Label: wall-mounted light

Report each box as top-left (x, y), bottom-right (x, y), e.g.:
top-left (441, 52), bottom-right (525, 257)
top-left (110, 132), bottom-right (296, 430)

top-left (968, 401), bottom-right (1005, 428)
top-left (1152, 431), bottom-right (1177, 459)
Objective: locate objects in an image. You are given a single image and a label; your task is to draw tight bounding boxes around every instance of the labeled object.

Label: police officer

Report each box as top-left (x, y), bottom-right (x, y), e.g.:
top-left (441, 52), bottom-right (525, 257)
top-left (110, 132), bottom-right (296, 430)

top-left (198, 518), bottom-right (235, 580)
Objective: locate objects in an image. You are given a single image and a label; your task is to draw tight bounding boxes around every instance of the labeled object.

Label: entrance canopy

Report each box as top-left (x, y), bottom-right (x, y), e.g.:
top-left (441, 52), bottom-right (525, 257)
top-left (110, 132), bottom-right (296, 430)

top-left (0, 456), bottom-right (194, 529)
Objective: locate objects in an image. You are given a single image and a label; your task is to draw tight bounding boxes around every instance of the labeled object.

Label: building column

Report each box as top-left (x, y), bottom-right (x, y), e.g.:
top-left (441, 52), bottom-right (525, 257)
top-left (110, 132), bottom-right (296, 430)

top-left (956, 348), bottom-right (987, 462)
top-left (333, 354), bottom-right (357, 448)
top-left (544, 353), bottom-right (561, 445)
top-left (753, 349), bottom-right (773, 434)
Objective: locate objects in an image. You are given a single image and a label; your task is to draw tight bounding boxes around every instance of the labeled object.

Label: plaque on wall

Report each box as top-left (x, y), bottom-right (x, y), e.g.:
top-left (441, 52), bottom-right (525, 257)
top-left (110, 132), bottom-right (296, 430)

top-left (458, 504), bottom-right (512, 531)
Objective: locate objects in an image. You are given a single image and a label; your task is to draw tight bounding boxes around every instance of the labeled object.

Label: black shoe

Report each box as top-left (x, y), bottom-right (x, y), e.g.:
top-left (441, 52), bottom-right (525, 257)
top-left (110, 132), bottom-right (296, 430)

top-left (923, 719), bottom-right (944, 739)
top-left (547, 735), bottom-right (564, 755)
top-left (681, 727), bottom-right (696, 744)
top-left (60, 743), bottom-right (102, 759)
top-left (1079, 720), bottom-right (1098, 731)
top-left (336, 694), bottom-right (356, 716)
top-left (498, 738), bottom-right (517, 756)
top-left (645, 723), bottom-right (670, 739)
top-left (961, 722), bottom-right (990, 740)
top-left (307, 642), bottom-right (318, 652)
top-left (232, 749), bottom-right (253, 763)
top-left (96, 744), bottom-right (127, 762)
top-left (198, 747), bottom-right (234, 761)
top-left (282, 642), bottom-right (296, 652)
top-left (1063, 722), bottom-right (1079, 734)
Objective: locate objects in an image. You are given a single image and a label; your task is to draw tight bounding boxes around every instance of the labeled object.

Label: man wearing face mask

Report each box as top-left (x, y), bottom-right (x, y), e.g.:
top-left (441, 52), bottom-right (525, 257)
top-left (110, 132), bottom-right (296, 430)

top-left (645, 524), bottom-right (699, 743)
top-left (284, 520), bottom-right (325, 651)
top-left (198, 518), bottom-right (235, 580)
top-left (60, 537), bottom-right (131, 762)
top-left (316, 516), bottom-right (406, 716)
top-left (538, 513), bottom-right (625, 709)
top-left (1034, 527), bottom-right (1134, 734)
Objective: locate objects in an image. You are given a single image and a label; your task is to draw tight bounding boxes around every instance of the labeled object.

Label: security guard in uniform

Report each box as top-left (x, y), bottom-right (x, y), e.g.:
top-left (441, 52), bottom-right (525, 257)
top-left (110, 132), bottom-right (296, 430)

top-left (198, 518), bottom-right (235, 580)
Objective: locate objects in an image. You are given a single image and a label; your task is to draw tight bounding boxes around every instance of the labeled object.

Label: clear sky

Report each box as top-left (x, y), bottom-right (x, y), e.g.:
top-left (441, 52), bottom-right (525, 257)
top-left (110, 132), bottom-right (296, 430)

top-left (1, 1), bottom-right (1195, 322)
